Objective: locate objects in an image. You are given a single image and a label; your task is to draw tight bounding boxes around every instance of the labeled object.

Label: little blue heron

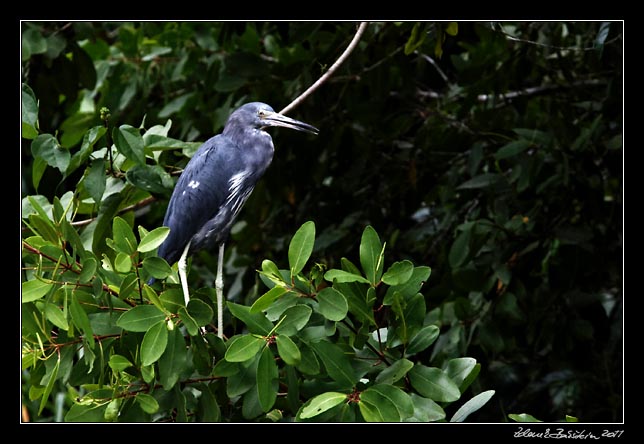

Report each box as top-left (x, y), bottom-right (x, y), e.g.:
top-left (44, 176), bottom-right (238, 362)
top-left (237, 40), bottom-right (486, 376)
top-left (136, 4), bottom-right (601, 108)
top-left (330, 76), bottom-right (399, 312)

top-left (154, 102), bottom-right (318, 338)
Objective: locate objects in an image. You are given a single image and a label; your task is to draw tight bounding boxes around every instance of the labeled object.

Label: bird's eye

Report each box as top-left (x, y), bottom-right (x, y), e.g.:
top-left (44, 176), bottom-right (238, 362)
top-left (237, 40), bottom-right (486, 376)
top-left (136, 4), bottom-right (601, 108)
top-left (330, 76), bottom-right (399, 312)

top-left (258, 110), bottom-right (266, 118)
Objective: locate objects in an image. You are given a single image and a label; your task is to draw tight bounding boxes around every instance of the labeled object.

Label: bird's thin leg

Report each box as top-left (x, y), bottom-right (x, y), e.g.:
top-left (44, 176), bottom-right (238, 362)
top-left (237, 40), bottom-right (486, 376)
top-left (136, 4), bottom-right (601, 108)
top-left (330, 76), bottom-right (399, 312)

top-left (178, 241), bottom-right (192, 308)
top-left (215, 242), bottom-right (225, 339)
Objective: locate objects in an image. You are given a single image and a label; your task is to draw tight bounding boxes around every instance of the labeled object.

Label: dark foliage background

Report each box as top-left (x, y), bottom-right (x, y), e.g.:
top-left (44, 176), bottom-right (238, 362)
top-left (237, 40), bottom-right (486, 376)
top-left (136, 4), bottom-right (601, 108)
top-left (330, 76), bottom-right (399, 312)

top-left (21, 21), bottom-right (622, 422)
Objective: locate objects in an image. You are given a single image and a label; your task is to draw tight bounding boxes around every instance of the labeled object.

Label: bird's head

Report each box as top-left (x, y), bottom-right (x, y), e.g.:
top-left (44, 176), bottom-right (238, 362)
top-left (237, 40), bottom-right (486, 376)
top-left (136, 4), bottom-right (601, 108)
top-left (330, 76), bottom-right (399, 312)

top-left (227, 102), bottom-right (319, 136)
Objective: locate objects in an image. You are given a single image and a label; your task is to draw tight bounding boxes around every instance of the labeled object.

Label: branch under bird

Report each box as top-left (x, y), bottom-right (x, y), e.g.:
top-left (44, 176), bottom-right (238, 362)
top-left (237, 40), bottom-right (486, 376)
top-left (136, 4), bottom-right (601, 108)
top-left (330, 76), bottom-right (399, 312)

top-left (150, 102), bottom-right (318, 338)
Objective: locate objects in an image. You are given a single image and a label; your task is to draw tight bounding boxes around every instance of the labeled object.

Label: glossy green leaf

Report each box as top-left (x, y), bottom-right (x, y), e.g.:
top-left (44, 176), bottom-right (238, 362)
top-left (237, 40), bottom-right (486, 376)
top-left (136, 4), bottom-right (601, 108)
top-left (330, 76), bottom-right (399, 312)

top-left (112, 217), bottom-right (137, 255)
top-left (136, 393), bottom-right (160, 414)
top-left (406, 325), bottom-right (440, 355)
top-left (250, 286), bottom-right (288, 313)
top-left (22, 83), bottom-right (39, 139)
top-left (310, 340), bottom-right (357, 388)
top-left (113, 124), bottom-right (145, 165)
top-left (44, 302), bottom-right (69, 330)
top-left (187, 299), bottom-right (214, 326)
top-left (257, 346), bottom-right (279, 412)
top-left (450, 390), bottom-right (495, 422)
top-left (70, 294), bottom-right (94, 348)
top-left (410, 394), bottom-right (446, 422)
top-left (324, 269), bottom-right (371, 284)
top-left (108, 354), bottom-right (133, 372)
top-left (381, 260), bottom-right (414, 286)
top-left (177, 307), bottom-right (199, 336)
top-left (360, 384), bottom-right (414, 422)
top-left (225, 334), bottom-right (264, 362)
top-left (38, 354), bottom-right (59, 415)
top-left (275, 304), bottom-right (312, 336)
top-left (409, 365), bottom-right (461, 403)
top-left (275, 334), bottom-right (301, 366)
top-left (114, 252), bottom-right (132, 273)
top-left (316, 287), bottom-right (348, 321)
top-left (31, 134), bottom-right (69, 173)
top-left (142, 256), bottom-right (172, 279)
top-left (140, 320), bottom-right (168, 366)
top-left (116, 305), bottom-right (165, 332)
top-left (375, 358), bottom-right (414, 385)
top-left (138, 226), bottom-right (170, 252)
top-left (22, 279), bottom-right (52, 303)
top-left (227, 301), bottom-right (273, 335)
top-left (444, 357), bottom-right (477, 389)
top-left (158, 328), bottom-right (188, 390)
top-left (64, 403), bottom-right (108, 422)
top-left (288, 220), bottom-right (315, 276)
top-left (360, 225), bottom-right (385, 285)
top-left (509, 413), bottom-right (543, 422)
top-left (299, 392), bottom-right (347, 419)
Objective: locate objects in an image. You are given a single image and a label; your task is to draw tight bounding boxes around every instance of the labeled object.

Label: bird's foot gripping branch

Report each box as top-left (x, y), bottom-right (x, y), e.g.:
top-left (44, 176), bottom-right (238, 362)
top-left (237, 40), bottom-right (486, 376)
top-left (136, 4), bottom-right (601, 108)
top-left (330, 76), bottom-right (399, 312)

top-left (22, 215), bottom-right (494, 422)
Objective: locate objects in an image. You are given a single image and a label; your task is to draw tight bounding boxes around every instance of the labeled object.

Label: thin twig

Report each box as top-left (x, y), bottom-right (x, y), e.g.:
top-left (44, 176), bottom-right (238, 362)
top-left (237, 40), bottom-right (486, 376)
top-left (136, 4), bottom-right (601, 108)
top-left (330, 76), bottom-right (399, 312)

top-left (279, 22), bottom-right (369, 116)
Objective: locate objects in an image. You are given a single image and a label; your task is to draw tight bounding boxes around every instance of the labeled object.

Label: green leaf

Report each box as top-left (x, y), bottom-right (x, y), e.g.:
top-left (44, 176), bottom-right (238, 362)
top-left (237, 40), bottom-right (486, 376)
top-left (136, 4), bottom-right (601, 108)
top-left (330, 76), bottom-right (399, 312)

top-left (108, 354), bottom-right (133, 372)
top-left (360, 384), bottom-right (414, 422)
top-left (158, 328), bottom-right (188, 390)
top-left (324, 269), bottom-right (371, 284)
top-left (444, 357), bottom-right (477, 389)
top-left (142, 256), bottom-right (172, 279)
top-left (275, 334), bottom-right (301, 366)
top-left (38, 354), bottom-right (59, 415)
top-left (410, 394), bottom-right (446, 422)
top-left (70, 293), bottom-right (94, 348)
top-left (406, 325), bottom-right (440, 355)
top-left (138, 226), bottom-right (171, 252)
top-left (126, 164), bottom-right (173, 194)
top-left (448, 229), bottom-right (471, 269)
top-left (456, 173), bottom-right (503, 190)
top-left (250, 286), bottom-right (289, 313)
top-left (445, 22), bottom-right (458, 36)
top-left (288, 220), bottom-right (315, 276)
top-left (136, 393), bottom-right (160, 414)
top-left (113, 124), bottom-right (145, 165)
top-left (227, 301), bottom-right (274, 335)
top-left (310, 340), bottom-right (357, 388)
top-left (64, 403), bottom-right (108, 422)
top-left (197, 384), bottom-right (221, 422)
top-left (450, 390), bottom-right (495, 422)
top-left (22, 84), bottom-right (39, 139)
top-left (116, 305), bottom-right (165, 332)
top-left (404, 22), bottom-right (427, 55)
top-left (22, 279), bottom-right (52, 303)
top-left (112, 217), bottom-right (138, 254)
top-left (375, 358), bottom-right (414, 384)
top-left (409, 365), bottom-right (461, 403)
top-left (114, 252), bottom-right (132, 273)
top-left (360, 225), bottom-right (384, 285)
top-left (275, 304), bottom-right (312, 336)
top-left (225, 334), bottom-right (264, 362)
top-left (509, 413), bottom-right (543, 422)
top-left (44, 302), bottom-right (69, 330)
top-left (177, 307), bottom-right (199, 336)
top-left (495, 140), bottom-right (531, 160)
top-left (316, 287), bottom-right (349, 321)
top-left (31, 134), bottom-right (70, 173)
top-left (381, 260), bottom-right (414, 286)
top-left (187, 299), bottom-right (214, 326)
top-left (257, 346), bottom-right (279, 412)
top-left (299, 392), bottom-right (347, 419)
top-left (140, 320), bottom-right (169, 366)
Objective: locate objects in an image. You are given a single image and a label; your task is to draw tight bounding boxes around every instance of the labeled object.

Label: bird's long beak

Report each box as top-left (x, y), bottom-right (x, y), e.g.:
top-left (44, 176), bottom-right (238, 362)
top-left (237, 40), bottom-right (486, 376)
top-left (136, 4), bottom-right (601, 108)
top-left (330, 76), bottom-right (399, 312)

top-left (262, 111), bottom-right (319, 135)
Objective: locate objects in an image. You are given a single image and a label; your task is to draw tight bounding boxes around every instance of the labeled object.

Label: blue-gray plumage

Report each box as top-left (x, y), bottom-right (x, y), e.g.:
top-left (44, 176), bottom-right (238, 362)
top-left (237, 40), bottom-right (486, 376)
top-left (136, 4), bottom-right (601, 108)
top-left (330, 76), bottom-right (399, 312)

top-left (154, 102), bottom-right (318, 337)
